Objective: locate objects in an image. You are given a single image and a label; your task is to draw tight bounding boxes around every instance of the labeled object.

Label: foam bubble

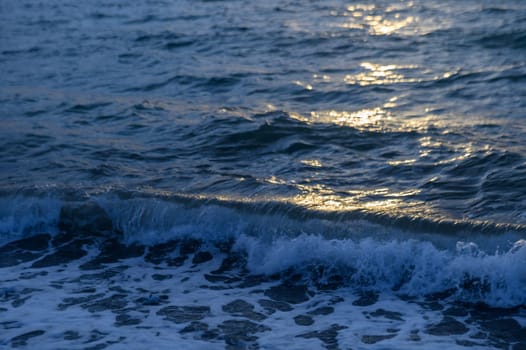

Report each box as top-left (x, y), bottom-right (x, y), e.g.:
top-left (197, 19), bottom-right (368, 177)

top-left (236, 234), bottom-right (526, 307)
top-left (1, 191), bottom-right (524, 307)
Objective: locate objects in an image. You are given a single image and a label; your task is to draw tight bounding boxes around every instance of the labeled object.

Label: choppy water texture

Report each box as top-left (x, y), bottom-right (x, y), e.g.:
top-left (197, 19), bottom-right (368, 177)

top-left (1, 0), bottom-right (526, 349)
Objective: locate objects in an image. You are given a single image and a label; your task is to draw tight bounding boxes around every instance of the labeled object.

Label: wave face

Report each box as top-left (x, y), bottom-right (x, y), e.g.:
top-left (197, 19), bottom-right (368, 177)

top-left (1, 189), bottom-right (525, 308)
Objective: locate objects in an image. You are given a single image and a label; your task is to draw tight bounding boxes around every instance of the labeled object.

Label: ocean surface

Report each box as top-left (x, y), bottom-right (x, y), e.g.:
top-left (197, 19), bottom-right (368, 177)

top-left (1, 0), bottom-right (526, 349)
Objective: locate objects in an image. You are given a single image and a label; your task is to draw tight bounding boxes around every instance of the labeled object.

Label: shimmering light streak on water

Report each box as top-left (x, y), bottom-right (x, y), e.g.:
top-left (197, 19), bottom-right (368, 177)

top-left (0, 0), bottom-right (525, 230)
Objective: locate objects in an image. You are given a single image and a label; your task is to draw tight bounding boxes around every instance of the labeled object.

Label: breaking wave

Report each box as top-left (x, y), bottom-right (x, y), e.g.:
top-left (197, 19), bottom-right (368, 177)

top-left (1, 188), bottom-right (524, 308)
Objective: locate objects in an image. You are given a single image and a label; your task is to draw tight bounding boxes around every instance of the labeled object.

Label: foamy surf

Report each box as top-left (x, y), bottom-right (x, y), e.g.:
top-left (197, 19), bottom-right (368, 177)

top-left (1, 189), bottom-right (525, 308)
top-left (1, 189), bottom-right (525, 349)
top-left (1, 231), bottom-right (525, 349)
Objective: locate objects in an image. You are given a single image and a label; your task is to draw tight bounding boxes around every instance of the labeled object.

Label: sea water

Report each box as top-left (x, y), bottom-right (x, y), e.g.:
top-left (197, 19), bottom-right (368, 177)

top-left (1, 0), bottom-right (525, 349)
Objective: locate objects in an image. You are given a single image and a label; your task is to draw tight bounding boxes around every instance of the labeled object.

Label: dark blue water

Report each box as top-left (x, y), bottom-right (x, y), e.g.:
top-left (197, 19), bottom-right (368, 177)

top-left (1, 0), bottom-right (526, 307)
top-left (2, 2), bottom-right (526, 349)
top-left (2, 0), bottom-right (526, 227)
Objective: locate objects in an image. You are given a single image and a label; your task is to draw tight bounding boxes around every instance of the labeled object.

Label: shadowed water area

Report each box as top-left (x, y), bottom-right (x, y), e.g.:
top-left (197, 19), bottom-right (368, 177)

top-left (1, 0), bottom-right (526, 349)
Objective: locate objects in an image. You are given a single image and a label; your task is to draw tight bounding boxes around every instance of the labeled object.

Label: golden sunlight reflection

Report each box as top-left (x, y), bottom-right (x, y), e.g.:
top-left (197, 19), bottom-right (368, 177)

top-left (310, 108), bottom-right (387, 128)
top-left (290, 183), bottom-right (429, 218)
top-left (384, 96), bottom-right (398, 108)
top-left (344, 62), bottom-right (419, 86)
top-left (366, 15), bottom-right (415, 36)
top-left (388, 159), bottom-right (416, 166)
top-left (338, 2), bottom-right (425, 36)
top-left (289, 105), bottom-right (484, 135)
top-left (400, 113), bottom-right (494, 134)
top-left (300, 159), bottom-right (323, 168)
top-left (301, 64), bottom-right (457, 94)
top-left (290, 101), bottom-right (398, 131)
top-left (265, 175), bottom-right (287, 185)
top-left (293, 80), bottom-right (313, 90)
top-left (312, 74), bottom-right (331, 82)
top-left (346, 4), bottom-right (376, 12)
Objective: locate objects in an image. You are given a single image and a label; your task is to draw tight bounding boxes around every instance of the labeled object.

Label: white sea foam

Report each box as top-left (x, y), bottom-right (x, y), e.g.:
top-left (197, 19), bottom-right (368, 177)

top-left (1, 193), bottom-right (525, 307)
top-left (235, 234), bottom-right (526, 307)
top-left (0, 243), bottom-right (512, 350)
top-left (95, 196), bottom-right (526, 307)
